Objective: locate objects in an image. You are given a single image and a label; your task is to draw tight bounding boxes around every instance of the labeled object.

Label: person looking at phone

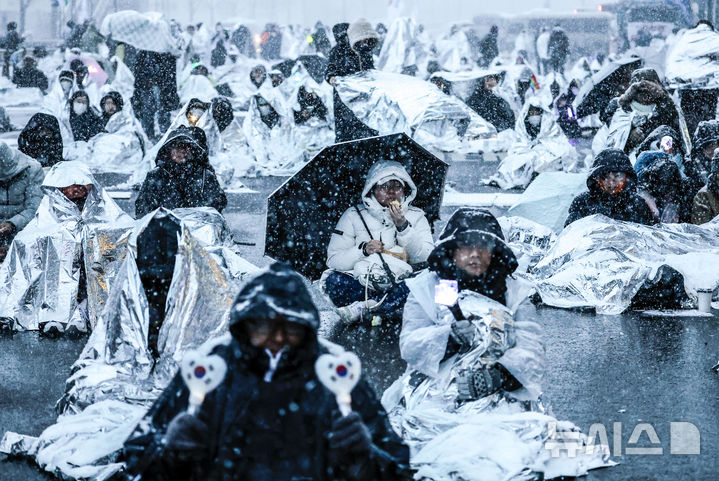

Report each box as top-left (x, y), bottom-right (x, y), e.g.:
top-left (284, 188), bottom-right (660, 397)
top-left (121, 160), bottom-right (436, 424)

top-left (398, 208), bottom-right (539, 401)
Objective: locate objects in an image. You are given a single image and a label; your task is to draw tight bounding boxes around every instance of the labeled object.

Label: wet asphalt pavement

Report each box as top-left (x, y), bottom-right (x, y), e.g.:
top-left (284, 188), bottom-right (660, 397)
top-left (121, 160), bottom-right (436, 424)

top-left (1, 158), bottom-right (718, 480)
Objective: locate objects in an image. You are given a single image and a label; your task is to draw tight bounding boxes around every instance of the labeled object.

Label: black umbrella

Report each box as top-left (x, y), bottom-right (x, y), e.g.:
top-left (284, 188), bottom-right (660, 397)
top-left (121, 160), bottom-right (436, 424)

top-left (266, 133), bottom-right (449, 280)
top-left (573, 57), bottom-right (642, 118)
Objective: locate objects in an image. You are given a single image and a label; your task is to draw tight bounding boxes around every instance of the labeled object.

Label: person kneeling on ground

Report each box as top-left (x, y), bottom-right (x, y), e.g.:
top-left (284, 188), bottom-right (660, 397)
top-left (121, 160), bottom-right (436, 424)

top-left (692, 150), bottom-right (719, 224)
top-left (324, 161), bottom-right (433, 324)
top-left (0, 141), bottom-right (43, 263)
top-left (565, 148), bottom-right (655, 227)
top-left (135, 126), bottom-right (227, 217)
top-left (119, 263), bottom-right (412, 481)
top-left (400, 208), bottom-right (537, 400)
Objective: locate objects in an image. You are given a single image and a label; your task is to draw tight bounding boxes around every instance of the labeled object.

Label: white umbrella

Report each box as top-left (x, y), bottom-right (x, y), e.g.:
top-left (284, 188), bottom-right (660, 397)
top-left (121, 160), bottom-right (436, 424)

top-left (100, 10), bottom-right (183, 55)
top-left (507, 171), bottom-right (587, 232)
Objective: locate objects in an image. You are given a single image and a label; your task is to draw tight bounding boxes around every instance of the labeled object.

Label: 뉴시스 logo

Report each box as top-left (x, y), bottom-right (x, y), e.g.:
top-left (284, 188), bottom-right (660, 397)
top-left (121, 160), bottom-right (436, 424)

top-left (544, 421), bottom-right (700, 458)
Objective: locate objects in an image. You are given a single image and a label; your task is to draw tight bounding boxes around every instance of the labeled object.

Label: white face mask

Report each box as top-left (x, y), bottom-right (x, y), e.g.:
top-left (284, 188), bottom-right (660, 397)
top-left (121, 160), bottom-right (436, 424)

top-left (60, 80), bottom-right (72, 93)
top-left (630, 100), bottom-right (655, 116)
top-left (571, 87), bottom-right (580, 96)
top-left (527, 115), bottom-right (542, 127)
top-left (73, 102), bottom-right (88, 115)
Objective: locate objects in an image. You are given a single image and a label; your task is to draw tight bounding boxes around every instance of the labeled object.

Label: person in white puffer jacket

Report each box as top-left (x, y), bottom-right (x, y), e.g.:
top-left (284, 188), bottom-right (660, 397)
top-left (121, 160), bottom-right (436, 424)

top-left (324, 160), bottom-right (434, 324)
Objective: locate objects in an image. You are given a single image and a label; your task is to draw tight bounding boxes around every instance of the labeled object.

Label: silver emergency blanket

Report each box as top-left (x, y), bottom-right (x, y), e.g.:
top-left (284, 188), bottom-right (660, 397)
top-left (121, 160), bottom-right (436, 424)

top-left (665, 24), bottom-right (719, 89)
top-left (66, 109), bottom-right (149, 176)
top-left (377, 17), bottom-right (431, 77)
top-left (382, 291), bottom-right (612, 480)
top-left (100, 10), bottom-right (184, 55)
top-left (531, 215), bottom-right (719, 315)
top-left (497, 215), bottom-right (556, 274)
top-left (1, 211), bottom-right (259, 480)
top-left (335, 70), bottom-right (496, 153)
top-left (434, 29), bottom-right (475, 72)
top-left (0, 162), bottom-right (134, 331)
top-left (490, 97), bottom-right (580, 189)
top-left (240, 65), bottom-right (335, 176)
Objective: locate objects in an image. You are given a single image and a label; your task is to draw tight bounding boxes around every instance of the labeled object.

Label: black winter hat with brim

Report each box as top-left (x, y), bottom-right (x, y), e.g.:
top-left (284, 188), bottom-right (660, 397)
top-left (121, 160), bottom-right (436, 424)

top-left (229, 262), bottom-right (320, 339)
top-left (588, 149), bottom-right (637, 188)
top-left (427, 208), bottom-right (518, 279)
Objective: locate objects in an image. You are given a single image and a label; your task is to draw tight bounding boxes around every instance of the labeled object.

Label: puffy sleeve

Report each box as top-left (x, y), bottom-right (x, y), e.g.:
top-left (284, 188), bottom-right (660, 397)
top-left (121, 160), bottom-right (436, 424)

top-left (396, 210), bottom-right (434, 265)
top-left (399, 278), bottom-right (451, 378)
top-left (326, 208), bottom-right (366, 272)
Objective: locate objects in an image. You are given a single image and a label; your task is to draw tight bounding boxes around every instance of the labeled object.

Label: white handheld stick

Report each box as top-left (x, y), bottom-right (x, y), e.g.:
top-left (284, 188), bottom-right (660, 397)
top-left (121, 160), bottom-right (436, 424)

top-left (315, 350), bottom-right (361, 416)
top-left (180, 350), bottom-right (228, 416)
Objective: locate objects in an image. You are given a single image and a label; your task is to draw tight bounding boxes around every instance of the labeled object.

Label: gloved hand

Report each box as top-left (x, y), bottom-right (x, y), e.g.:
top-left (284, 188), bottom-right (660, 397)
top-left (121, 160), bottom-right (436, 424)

top-left (164, 412), bottom-right (210, 451)
top-left (455, 366), bottom-right (503, 402)
top-left (328, 412), bottom-right (372, 457)
top-left (450, 319), bottom-right (475, 348)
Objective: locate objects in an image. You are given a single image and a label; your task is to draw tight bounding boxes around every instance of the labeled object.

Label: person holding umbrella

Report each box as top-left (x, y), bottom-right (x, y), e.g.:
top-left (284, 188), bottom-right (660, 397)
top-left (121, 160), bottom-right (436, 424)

top-left (324, 161), bottom-right (434, 324)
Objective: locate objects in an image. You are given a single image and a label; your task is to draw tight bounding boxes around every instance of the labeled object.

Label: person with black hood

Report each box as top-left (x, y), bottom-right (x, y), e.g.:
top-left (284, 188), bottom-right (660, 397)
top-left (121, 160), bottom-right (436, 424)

top-left (17, 112), bottom-right (64, 167)
top-left (478, 25), bottom-right (499, 68)
top-left (210, 96), bottom-right (234, 132)
top-left (118, 262), bottom-right (412, 481)
top-left (400, 208), bottom-right (536, 401)
top-left (465, 73), bottom-right (515, 132)
top-left (68, 90), bottom-right (105, 142)
top-left (565, 148), bottom-right (655, 227)
top-left (325, 19), bottom-right (380, 142)
top-left (547, 25), bottom-right (569, 74)
top-left (685, 119), bottom-right (719, 189)
top-left (605, 68), bottom-right (680, 154)
top-left (249, 64), bottom-right (267, 89)
top-left (135, 126), bottom-right (227, 217)
top-left (12, 56), bottom-right (48, 92)
top-left (100, 91), bottom-right (124, 126)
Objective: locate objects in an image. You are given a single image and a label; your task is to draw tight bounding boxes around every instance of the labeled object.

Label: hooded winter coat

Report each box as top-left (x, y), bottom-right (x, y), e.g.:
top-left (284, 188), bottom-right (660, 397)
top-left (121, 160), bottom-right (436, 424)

top-left (686, 119), bottom-right (719, 182)
top-left (68, 90), bottom-right (105, 142)
top-left (135, 126), bottom-right (227, 217)
top-left (637, 158), bottom-right (691, 223)
top-left (0, 142), bottom-right (44, 232)
top-left (692, 155), bottom-right (719, 224)
top-left (17, 112), bottom-right (64, 167)
top-left (399, 208), bottom-right (541, 384)
top-left (326, 161), bottom-right (434, 277)
top-left (565, 149), bottom-right (655, 227)
top-left (465, 78), bottom-right (515, 132)
top-left (120, 263), bottom-right (412, 481)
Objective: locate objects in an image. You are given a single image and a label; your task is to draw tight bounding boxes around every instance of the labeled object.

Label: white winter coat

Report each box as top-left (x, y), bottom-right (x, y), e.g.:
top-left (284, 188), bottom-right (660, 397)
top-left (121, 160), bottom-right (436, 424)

top-left (326, 161), bottom-right (434, 279)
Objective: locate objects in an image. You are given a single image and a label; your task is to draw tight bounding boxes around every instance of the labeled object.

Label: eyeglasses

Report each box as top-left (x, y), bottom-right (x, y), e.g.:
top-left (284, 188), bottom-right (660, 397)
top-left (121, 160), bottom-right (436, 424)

top-left (246, 319), bottom-right (306, 339)
top-left (375, 181), bottom-right (404, 193)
